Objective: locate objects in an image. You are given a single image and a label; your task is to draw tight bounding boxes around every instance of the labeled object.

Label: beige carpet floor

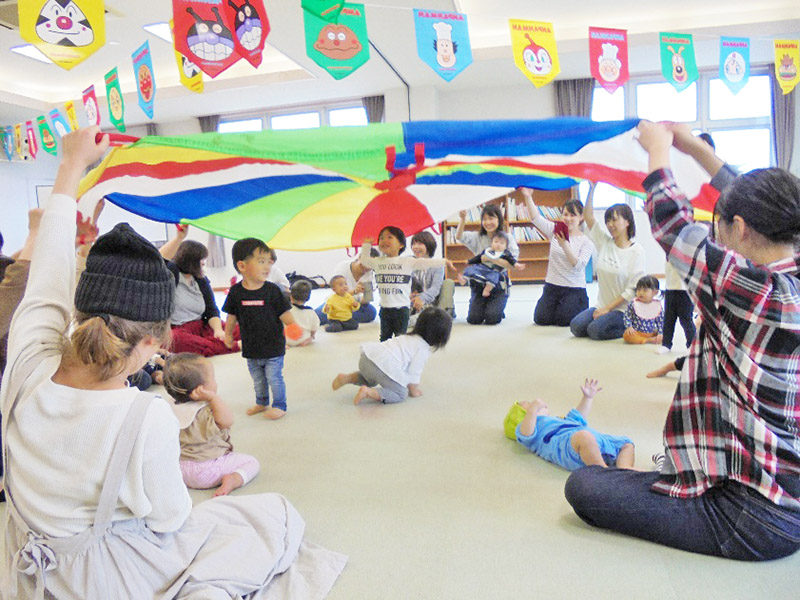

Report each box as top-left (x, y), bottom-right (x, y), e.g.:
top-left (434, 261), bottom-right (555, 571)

top-left (4, 283), bottom-right (799, 598)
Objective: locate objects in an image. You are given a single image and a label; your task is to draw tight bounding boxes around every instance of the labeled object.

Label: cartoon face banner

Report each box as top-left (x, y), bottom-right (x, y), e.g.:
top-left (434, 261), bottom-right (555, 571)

top-left (304, 3), bottom-right (369, 80)
top-left (82, 85), bottom-right (100, 126)
top-left (413, 9), bottom-right (472, 82)
top-left (589, 27), bottom-right (628, 94)
top-left (37, 116), bottom-right (58, 156)
top-left (104, 68), bottom-right (126, 133)
top-left (169, 20), bottom-right (203, 93)
top-left (64, 100), bottom-right (80, 130)
top-left (49, 108), bottom-right (71, 137)
top-left (718, 37), bottom-right (749, 95)
top-left (173, 0), bottom-right (240, 78)
top-left (659, 32), bottom-right (698, 92)
top-left (132, 41), bottom-right (156, 118)
top-left (3, 127), bottom-right (13, 161)
top-left (18, 0), bottom-right (105, 70)
top-left (301, 0), bottom-right (343, 23)
top-left (26, 121), bottom-right (38, 159)
top-left (14, 124), bottom-right (23, 159)
top-left (774, 39), bottom-right (800, 95)
top-left (228, 0), bottom-right (268, 68)
top-left (509, 20), bottom-right (560, 88)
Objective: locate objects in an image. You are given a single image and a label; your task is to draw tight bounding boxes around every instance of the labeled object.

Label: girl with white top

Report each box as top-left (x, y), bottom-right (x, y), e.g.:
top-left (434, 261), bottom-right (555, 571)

top-left (331, 307), bottom-right (452, 405)
top-left (570, 183), bottom-right (647, 340)
top-left (521, 188), bottom-right (595, 326)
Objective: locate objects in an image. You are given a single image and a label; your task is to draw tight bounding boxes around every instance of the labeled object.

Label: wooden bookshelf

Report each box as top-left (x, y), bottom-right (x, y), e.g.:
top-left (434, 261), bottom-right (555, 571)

top-left (442, 188), bottom-right (572, 283)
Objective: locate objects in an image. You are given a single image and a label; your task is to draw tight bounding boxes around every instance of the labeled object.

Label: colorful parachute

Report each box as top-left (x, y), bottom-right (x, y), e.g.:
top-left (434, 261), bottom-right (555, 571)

top-left (77, 118), bottom-right (718, 251)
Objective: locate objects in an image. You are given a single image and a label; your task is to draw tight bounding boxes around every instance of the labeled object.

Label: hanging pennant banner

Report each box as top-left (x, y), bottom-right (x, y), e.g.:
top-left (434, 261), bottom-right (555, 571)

top-left (227, 0), bottom-right (269, 68)
top-left (774, 39), bottom-right (800, 95)
top-left (26, 121), bottom-right (39, 159)
top-left (413, 9), bottom-right (472, 82)
top-left (169, 20), bottom-right (203, 93)
top-left (509, 20), bottom-right (560, 88)
top-left (65, 100), bottom-right (81, 130)
top-left (104, 67), bottom-right (126, 132)
top-left (82, 86), bottom-right (101, 126)
top-left (132, 41), bottom-right (156, 118)
top-left (173, 0), bottom-right (241, 78)
top-left (589, 27), bottom-right (628, 94)
top-left (37, 116), bottom-right (58, 156)
top-left (49, 108), bottom-right (71, 137)
top-left (304, 2), bottom-right (369, 80)
top-left (659, 32), bottom-right (698, 92)
top-left (719, 37), bottom-right (750, 94)
top-left (301, 0), bottom-right (343, 23)
top-left (18, 0), bottom-right (105, 70)
top-left (3, 127), bottom-right (14, 161)
top-left (14, 124), bottom-right (23, 159)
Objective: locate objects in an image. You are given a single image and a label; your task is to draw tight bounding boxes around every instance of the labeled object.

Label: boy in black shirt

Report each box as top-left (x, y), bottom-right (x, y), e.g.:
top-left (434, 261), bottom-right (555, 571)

top-left (223, 238), bottom-right (301, 419)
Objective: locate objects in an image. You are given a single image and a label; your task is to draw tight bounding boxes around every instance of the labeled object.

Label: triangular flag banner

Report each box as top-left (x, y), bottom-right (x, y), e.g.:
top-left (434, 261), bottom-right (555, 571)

top-left (589, 27), bottom-right (628, 94)
top-left (82, 86), bottom-right (101, 126)
top-left (170, 20), bottom-right (204, 93)
top-left (173, 0), bottom-right (241, 78)
top-left (132, 41), bottom-right (156, 118)
top-left (14, 124), bottom-right (23, 159)
top-left (413, 9), bottom-right (472, 82)
top-left (3, 127), bottom-right (14, 161)
top-left (719, 37), bottom-right (749, 94)
top-left (104, 68), bottom-right (126, 133)
top-left (774, 39), bottom-right (800, 95)
top-left (304, 3), bottom-right (369, 80)
top-left (301, 0), bottom-right (343, 23)
top-left (49, 108), bottom-right (71, 137)
top-left (65, 100), bottom-right (81, 130)
top-left (26, 121), bottom-right (38, 159)
top-left (659, 32), bottom-right (698, 92)
top-left (227, 0), bottom-right (269, 68)
top-left (509, 20), bottom-right (560, 88)
top-left (18, 0), bottom-right (105, 70)
top-left (37, 116), bottom-right (58, 156)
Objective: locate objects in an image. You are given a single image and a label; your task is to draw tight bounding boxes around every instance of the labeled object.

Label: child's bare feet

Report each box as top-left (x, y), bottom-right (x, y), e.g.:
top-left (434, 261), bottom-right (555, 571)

top-left (246, 405), bottom-right (267, 416)
top-left (408, 384), bottom-right (423, 397)
top-left (354, 385), bottom-right (379, 405)
top-left (264, 407), bottom-right (286, 420)
top-left (214, 472), bottom-right (244, 497)
top-left (646, 362), bottom-right (676, 378)
top-left (646, 334), bottom-right (664, 345)
top-left (332, 372), bottom-right (358, 390)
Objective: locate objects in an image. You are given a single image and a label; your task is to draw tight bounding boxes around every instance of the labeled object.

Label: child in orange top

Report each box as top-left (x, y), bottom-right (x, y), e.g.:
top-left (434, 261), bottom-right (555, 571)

top-left (623, 275), bottom-right (664, 344)
top-left (323, 274), bottom-right (361, 333)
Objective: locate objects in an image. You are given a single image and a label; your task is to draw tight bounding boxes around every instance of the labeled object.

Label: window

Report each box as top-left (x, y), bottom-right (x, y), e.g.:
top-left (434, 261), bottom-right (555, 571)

top-left (709, 75), bottom-right (771, 120)
top-left (577, 180), bottom-right (627, 210)
top-left (329, 106), bottom-right (368, 127)
top-left (217, 118), bottom-right (263, 133)
top-left (591, 86), bottom-right (625, 122)
top-left (636, 81), bottom-right (697, 122)
top-left (270, 112), bottom-right (321, 130)
top-left (710, 128), bottom-right (771, 174)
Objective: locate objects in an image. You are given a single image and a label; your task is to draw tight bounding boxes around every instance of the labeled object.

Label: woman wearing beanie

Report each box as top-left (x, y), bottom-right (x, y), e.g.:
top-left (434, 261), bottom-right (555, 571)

top-left (0, 128), bottom-right (346, 598)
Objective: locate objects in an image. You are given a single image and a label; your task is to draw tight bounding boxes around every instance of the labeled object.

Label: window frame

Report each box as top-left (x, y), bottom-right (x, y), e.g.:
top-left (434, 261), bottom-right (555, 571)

top-left (217, 99), bottom-right (370, 133)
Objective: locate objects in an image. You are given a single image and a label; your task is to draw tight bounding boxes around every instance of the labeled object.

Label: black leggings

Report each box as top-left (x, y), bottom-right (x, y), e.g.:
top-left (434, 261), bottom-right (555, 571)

top-left (379, 306), bottom-right (410, 341)
top-left (663, 290), bottom-right (696, 349)
top-left (534, 283), bottom-right (589, 326)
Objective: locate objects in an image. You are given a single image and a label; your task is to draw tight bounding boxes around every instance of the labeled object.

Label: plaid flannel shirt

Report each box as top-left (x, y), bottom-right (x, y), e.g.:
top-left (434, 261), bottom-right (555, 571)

top-left (643, 168), bottom-right (800, 510)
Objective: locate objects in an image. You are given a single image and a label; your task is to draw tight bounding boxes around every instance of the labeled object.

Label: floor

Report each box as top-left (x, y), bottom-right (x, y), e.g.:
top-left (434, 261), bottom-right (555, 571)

top-left (4, 283), bottom-right (800, 598)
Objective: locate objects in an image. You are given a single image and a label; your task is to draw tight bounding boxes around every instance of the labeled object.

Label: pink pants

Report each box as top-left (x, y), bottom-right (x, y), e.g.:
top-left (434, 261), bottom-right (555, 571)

top-left (170, 320), bottom-right (240, 357)
top-left (179, 452), bottom-right (260, 490)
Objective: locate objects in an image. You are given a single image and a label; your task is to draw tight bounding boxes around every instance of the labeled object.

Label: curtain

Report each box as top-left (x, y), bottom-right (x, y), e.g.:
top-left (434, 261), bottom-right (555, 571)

top-left (362, 95), bottom-right (385, 123)
top-left (770, 71), bottom-right (796, 170)
top-left (554, 78), bottom-right (594, 117)
top-left (145, 122), bottom-right (158, 136)
top-left (198, 115), bottom-right (226, 267)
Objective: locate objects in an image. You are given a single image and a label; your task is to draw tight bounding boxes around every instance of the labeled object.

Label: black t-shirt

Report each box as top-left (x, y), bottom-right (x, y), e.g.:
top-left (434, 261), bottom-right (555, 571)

top-left (222, 281), bottom-right (291, 359)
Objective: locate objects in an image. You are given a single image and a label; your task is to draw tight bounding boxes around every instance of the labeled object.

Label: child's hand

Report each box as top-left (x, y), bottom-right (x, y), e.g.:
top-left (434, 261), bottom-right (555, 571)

top-left (62, 127), bottom-right (110, 171)
top-left (624, 326), bottom-right (636, 337)
top-left (514, 262), bottom-right (526, 271)
top-left (224, 335), bottom-right (235, 349)
top-left (457, 274), bottom-right (466, 285)
top-left (191, 385), bottom-right (217, 403)
top-left (519, 187), bottom-right (533, 199)
top-left (458, 209), bottom-right (467, 221)
top-left (580, 378), bottom-right (602, 399)
top-left (354, 282), bottom-right (365, 295)
top-left (636, 120), bottom-right (673, 154)
top-left (362, 237), bottom-right (373, 246)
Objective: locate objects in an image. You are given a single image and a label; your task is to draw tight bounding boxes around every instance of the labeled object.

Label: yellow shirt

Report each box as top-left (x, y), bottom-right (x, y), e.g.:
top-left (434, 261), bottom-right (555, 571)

top-left (324, 293), bottom-right (359, 321)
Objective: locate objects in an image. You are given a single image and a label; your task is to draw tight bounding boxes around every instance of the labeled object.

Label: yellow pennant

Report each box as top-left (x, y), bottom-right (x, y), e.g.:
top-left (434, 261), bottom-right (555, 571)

top-left (19, 0), bottom-right (105, 70)
top-left (13, 124), bottom-right (23, 159)
top-left (508, 19), bottom-right (560, 88)
top-left (774, 39), bottom-right (800, 95)
top-left (64, 100), bottom-right (80, 130)
top-left (170, 21), bottom-right (203, 93)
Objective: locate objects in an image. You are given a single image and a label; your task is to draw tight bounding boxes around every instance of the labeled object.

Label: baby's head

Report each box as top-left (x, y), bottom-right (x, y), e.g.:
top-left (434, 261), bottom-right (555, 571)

top-left (329, 275), bottom-right (349, 296)
top-left (163, 352), bottom-right (212, 404)
top-left (635, 275), bottom-right (660, 303)
top-left (503, 399), bottom-right (549, 439)
top-left (490, 231), bottom-right (508, 252)
top-left (290, 280), bottom-right (312, 306)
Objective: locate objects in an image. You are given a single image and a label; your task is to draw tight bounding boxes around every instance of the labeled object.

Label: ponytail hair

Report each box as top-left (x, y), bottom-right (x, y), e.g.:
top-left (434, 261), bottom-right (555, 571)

top-left (63, 312), bottom-right (171, 381)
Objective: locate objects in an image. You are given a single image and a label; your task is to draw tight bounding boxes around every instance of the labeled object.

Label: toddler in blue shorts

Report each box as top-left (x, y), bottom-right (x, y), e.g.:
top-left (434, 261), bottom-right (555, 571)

top-left (503, 378), bottom-right (635, 470)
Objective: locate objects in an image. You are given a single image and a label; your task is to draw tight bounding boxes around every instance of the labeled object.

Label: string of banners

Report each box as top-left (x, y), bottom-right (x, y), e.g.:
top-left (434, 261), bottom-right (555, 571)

top-left (2, 0), bottom-right (799, 162)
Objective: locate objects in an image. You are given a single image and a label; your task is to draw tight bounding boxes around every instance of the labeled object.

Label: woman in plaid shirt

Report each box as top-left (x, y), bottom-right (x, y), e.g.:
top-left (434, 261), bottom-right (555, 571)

top-left (565, 121), bottom-right (800, 561)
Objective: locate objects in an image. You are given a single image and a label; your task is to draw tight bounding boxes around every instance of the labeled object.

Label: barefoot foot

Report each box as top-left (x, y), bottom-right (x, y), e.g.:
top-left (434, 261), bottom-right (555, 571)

top-left (214, 472), bottom-right (244, 497)
top-left (646, 364), bottom-right (674, 378)
top-left (354, 386), bottom-right (379, 405)
top-left (332, 372), bottom-right (357, 390)
top-left (246, 405), bottom-right (267, 416)
top-left (263, 407), bottom-right (286, 420)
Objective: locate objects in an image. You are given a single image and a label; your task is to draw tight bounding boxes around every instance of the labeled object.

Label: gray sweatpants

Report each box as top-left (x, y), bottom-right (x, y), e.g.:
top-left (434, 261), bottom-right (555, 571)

top-left (357, 352), bottom-right (408, 404)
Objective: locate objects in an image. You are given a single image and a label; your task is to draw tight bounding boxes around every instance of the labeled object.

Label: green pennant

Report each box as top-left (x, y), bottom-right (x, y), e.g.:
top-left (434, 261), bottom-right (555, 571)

top-left (104, 67), bottom-right (126, 133)
top-left (304, 3), bottom-right (369, 80)
top-left (659, 32), bottom-right (698, 92)
top-left (36, 116), bottom-right (58, 156)
top-left (301, 1), bottom-right (344, 23)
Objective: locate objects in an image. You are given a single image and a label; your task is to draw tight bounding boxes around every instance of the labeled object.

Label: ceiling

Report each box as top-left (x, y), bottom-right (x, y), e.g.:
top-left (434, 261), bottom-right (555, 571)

top-left (0, 0), bottom-right (799, 125)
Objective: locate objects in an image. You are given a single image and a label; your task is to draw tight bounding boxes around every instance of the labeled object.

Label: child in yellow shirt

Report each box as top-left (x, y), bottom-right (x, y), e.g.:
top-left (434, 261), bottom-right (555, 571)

top-left (323, 275), bottom-right (360, 332)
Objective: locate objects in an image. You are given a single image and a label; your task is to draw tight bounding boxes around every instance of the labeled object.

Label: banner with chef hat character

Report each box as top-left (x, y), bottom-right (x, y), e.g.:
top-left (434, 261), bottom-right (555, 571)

top-left (508, 20), bottom-right (560, 88)
top-left (413, 9), bottom-right (472, 82)
top-left (589, 27), bottom-right (628, 94)
top-left (173, 0), bottom-right (241, 78)
top-left (48, 108), bottom-right (71, 137)
top-left (774, 39), bottom-right (799, 95)
top-left (659, 32), bottom-right (698, 92)
top-left (3, 127), bottom-right (14, 161)
top-left (82, 86), bottom-right (101, 126)
top-left (26, 121), bottom-right (38, 159)
top-left (18, 0), bottom-right (106, 70)
top-left (65, 100), bottom-right (81, 130)
top-left (719, 37), bottom-right (749, 95)
top-left (132, 41), bottom-right (156, 118)
top-left (303, 2), bottom-right (369, 80)
top-left (104, 67), bottom-right (126, 132)
top-left (37, 116), bottom-right (58, 156)
top-left (227, 0), bottom-right (269, 68)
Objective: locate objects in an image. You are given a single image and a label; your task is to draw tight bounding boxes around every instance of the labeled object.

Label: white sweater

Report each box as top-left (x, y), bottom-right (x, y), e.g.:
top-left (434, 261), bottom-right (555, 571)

top-left (586, 221), bottom-right (647, 311)
top-left (361, 334), bottom-right (431, 386)
top-left (2, 193), bottom-right (192, 537)
top-left (530, 213), bottom-right (595, 288)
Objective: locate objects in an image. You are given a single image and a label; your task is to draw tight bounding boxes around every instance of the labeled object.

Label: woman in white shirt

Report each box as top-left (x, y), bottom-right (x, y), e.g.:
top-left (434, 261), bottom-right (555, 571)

top-left (569, 183), bottom-right (647, 340)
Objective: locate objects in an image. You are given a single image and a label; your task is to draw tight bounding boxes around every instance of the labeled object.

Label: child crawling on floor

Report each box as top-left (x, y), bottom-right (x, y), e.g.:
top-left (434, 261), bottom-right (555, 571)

top-left (503, 378), bottom-right (635, 470)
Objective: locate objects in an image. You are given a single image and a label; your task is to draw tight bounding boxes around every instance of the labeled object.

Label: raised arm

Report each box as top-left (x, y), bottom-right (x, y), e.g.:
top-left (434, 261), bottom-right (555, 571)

top-left (158, 225), bottom-right (189, 261)
top-left (455, 210), bottom-right (467, 243)
top-left (575, 378), bottom-right (601, 419)
top-left (520, 187), bottom-right (555, 239)
top-left (582, 182), bottom-right (597, 230)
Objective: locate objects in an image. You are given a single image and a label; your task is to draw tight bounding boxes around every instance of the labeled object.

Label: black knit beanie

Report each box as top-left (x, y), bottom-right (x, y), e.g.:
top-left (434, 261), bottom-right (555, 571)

top-left (75, 223), bottom-right (175, 322)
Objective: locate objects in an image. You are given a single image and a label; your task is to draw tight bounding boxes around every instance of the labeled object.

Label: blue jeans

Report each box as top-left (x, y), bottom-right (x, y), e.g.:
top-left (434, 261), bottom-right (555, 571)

top-left (246, 356), bottom-right (287, 411)
top-left (534, 283), bottom-right (589, 327)
top-left (565, 466), bottom-right (800, 561)
top-left (569, 307), bottom-right (625, 340)
top-left (316, 302), bottom-right (377, 325)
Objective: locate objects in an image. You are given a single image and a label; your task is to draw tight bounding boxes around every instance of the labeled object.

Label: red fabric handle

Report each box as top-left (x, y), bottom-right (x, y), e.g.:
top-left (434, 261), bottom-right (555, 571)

top-left (95, 132), bottom-right (140, 146)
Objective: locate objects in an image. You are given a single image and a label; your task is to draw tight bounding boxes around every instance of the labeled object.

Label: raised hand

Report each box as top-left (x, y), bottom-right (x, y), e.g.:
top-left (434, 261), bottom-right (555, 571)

top-left (580, 378), bottom-right (602, 399)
